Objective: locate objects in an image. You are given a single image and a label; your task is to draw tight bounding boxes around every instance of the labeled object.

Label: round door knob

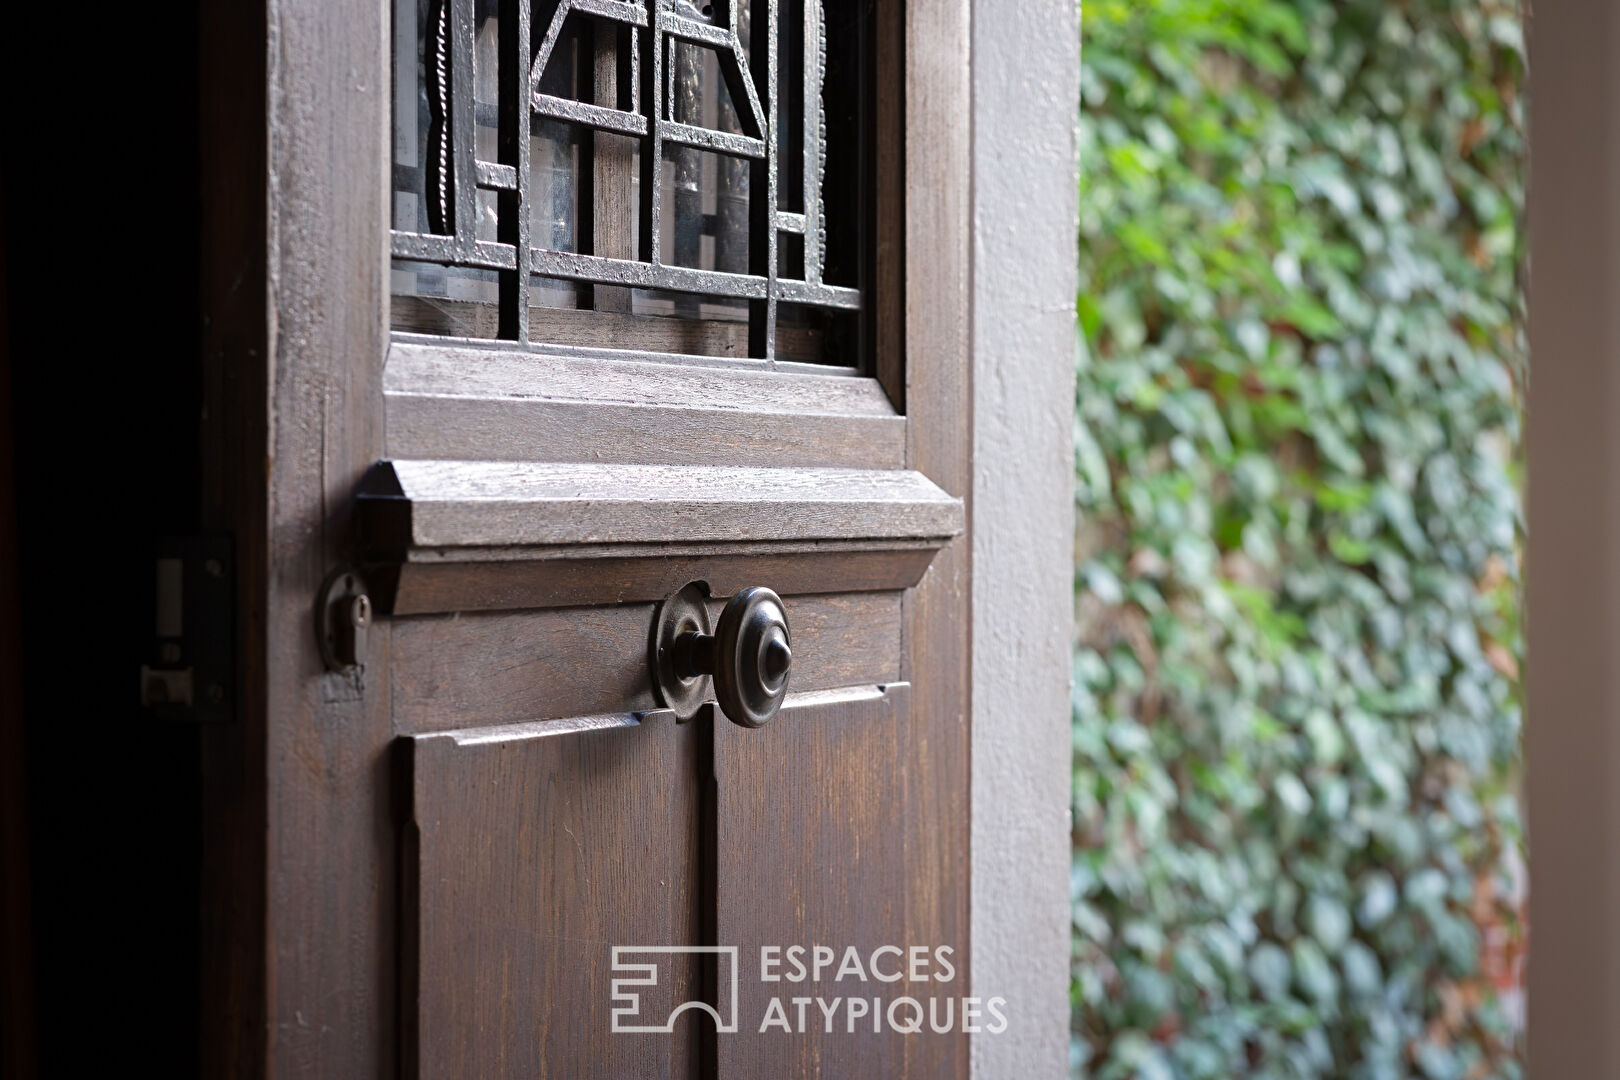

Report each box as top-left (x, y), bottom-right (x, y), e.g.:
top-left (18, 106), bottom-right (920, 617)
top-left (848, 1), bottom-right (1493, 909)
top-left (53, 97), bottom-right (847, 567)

top-left (712, 587), bottom-right (792, 728)
top-left (649, 583), bottom-right (792, 728)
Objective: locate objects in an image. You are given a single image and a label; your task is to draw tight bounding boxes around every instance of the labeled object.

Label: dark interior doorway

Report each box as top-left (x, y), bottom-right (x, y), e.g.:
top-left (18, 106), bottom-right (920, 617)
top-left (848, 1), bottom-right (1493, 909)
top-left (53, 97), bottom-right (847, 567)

top-left (1, 7), bottom-right (206, 1076)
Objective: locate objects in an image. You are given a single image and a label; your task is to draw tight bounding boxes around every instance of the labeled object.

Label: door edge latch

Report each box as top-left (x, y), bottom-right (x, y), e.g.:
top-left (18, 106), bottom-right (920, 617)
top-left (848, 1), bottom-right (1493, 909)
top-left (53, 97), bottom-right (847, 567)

top-left (140, 535), bottom-right (235, 724)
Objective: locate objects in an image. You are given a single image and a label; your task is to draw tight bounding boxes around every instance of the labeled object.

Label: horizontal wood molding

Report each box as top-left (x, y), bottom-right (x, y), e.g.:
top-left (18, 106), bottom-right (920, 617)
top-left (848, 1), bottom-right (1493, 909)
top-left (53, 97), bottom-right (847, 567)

top-left (368, 460), bottom-right (962, 547)
top-left (385, 341), bottom-right (904, 468)
top-left (360, 459), bottom-right (962, 612)
top-left (390, 592), bottom-right (902, 732)
top-left (370, 345), bottom-right (950, 612)
top-left (379, 542), bottom-right (940, 614)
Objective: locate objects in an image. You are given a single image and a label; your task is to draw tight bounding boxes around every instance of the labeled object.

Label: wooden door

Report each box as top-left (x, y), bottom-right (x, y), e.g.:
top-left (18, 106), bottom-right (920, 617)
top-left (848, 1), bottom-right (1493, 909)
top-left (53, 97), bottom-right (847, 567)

top-left (199, 1), bottom-right (971, 1076)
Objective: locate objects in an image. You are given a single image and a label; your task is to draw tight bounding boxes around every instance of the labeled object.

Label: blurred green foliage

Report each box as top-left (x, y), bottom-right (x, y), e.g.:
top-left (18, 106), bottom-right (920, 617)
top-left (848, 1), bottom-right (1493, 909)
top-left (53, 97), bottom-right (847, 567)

top-left (1071, 1), bottom-right (1526, 1077)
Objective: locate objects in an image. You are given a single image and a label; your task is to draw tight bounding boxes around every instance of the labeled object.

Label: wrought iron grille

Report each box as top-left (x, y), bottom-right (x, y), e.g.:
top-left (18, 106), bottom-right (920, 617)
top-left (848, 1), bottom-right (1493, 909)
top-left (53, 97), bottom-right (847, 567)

top-left (390, 0), bottom-right (867, 365)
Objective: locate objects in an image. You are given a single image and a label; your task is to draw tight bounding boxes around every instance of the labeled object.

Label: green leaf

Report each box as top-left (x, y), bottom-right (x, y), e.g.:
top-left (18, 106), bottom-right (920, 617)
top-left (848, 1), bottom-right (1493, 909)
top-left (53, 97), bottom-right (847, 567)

top-left (1073, 0), bottom-right (1526, 1073)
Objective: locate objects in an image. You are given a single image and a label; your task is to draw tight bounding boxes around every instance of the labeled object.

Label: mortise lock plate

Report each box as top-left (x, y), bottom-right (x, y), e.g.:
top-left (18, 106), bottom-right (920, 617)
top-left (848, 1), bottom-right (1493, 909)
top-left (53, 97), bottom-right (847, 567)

top-left (140, 536), bottom-right (235, 724)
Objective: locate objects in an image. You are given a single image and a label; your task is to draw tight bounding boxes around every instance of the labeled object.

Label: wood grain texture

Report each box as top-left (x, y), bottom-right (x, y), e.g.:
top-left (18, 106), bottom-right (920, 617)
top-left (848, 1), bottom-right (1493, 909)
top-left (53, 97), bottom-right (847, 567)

top-left (872, 0), bottom-right (905, 413)
top-left (589, 26), bottom-right (635, 314)
top-left (1526, 3), bottom-right (1620, 1073)
top-left (204, 0), bottom-right (977, 1075)
top-left (368, 460), bottom-right (964, 548)
top-left (387, 395), bottom-right (905, 470)
top-left (381, 542), bottom-right (939, 614)
top-left (385, 341), bottom-right (891, 415)
top-left (384, 341), bottom-right (903, 468)
top-left (258, 0), bottom-right (395, 1074)
top-left (390, 591), bottom-right (902, 733)
top-left (402, 711), bottom-right (701, 1079)
top-left (899, 0), bottom-right (973, 1075)
top-left (716, 685), bottom-right (964, 1076)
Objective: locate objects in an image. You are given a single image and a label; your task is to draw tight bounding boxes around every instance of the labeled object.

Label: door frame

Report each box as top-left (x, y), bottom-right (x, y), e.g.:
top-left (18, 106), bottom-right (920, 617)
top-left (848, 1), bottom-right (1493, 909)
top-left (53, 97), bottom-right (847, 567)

top-left (1527, 0), bottom-right (1620, 1073)
top-left (967, 1), bottom-right (1077, 1074)
top-left (197, 0), bottom-right (1075, 1074)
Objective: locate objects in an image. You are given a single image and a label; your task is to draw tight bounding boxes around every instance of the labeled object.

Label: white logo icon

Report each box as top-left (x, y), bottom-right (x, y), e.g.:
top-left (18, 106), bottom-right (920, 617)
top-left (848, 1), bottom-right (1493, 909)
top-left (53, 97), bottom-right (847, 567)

top-left (610, 946), bottom-right (740, 1034)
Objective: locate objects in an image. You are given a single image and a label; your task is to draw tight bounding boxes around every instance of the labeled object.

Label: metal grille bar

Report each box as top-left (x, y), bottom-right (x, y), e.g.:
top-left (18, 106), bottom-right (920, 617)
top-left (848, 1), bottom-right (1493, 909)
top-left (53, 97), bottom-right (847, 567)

top-left (392, 0), bottom-right (851, 363)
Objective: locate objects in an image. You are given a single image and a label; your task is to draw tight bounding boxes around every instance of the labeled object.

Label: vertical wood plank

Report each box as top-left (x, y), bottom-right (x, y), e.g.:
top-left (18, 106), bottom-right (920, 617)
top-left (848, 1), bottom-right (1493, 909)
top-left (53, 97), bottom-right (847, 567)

top-left (716, 6), bottom-right (751, 277)
top-left (669, 35), bottom-right (704, 317)
top-left (262, 0), bottom-right (394, 1074)
top-left (580, 17), bottom-right (637, 313)
top-left (404, 713), bottom-right (701, 1079)
top-left (718, 686), bottom-right (962, 1075)
top-left (901, 0), bottom-right (973, 1075)
top-left (198, 1), bottom-right (268, 1075)
top-left (594, 26), bottom-right (636, 313)
top-left (871, 0), bottom-right (905, 409)
top-left (1527, 0), bottom-right (1620, 1074)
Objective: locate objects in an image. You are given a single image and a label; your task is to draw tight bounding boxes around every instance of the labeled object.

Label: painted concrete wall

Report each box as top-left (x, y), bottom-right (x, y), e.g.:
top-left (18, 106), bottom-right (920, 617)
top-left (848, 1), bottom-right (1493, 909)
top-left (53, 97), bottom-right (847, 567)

top-left (970, 1), bottom-right (1079, 1075)
top-left (1526, 0), bottom-right (1620, 1074)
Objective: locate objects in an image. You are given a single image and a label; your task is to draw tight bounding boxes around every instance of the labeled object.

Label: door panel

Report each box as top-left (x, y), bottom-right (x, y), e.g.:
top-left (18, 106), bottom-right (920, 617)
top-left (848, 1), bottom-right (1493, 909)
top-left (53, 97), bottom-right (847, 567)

top-left (717, 684), bottom-right (947, 1076)
top-left (402, 711), bottom-right (704, 1078)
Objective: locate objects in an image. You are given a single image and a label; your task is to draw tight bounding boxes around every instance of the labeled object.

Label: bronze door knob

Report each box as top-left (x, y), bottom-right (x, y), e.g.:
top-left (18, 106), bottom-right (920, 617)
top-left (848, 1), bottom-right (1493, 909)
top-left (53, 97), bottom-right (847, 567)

top-left (650, 583), bottom-right (792, 728)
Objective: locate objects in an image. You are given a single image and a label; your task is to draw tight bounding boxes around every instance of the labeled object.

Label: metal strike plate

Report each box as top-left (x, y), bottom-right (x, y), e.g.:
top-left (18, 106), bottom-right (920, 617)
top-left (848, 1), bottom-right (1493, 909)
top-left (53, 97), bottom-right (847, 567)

top-left (140, 536), bottom-right (234, 724)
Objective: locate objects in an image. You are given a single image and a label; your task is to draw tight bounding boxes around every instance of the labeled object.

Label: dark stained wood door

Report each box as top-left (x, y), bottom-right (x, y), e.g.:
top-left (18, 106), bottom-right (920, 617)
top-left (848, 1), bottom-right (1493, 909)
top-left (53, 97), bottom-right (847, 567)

top-left (198, 1), bottom-right (971, 1076)
top-left (401, 711), bottom-right (706, 1077)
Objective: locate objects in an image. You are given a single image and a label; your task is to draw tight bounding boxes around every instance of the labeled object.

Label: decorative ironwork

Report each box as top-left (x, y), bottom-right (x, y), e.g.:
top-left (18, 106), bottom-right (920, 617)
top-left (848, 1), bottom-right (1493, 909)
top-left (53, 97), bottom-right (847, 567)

top-left (391, 0), bottom-right (862, 363)
top-left (424, 0), bottom-right (454, 235)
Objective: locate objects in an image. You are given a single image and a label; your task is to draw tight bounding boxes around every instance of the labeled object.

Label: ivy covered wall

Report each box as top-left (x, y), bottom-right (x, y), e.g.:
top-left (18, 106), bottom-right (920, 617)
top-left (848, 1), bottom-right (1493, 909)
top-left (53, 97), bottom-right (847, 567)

top-left (1071, 2), bottom-right (1527, 1077)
